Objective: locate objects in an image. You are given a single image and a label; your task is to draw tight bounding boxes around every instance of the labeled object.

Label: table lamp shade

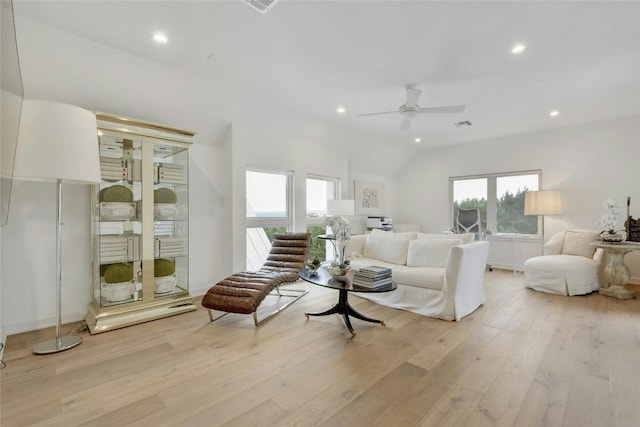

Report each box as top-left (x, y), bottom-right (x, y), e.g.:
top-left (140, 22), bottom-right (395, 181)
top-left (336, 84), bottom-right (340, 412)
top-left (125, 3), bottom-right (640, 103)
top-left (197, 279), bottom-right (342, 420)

top-left (14, 100), bottom-right (101, 184)
top-left (524, 190), bottom-right (562, 215)
top-left (327, 199), bottom-right (355, 217)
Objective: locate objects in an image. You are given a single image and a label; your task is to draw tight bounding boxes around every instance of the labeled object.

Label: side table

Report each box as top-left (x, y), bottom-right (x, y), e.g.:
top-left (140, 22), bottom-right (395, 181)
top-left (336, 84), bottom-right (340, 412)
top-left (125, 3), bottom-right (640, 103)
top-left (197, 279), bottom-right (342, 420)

top-left (591, 242), bottom-right (640, 300)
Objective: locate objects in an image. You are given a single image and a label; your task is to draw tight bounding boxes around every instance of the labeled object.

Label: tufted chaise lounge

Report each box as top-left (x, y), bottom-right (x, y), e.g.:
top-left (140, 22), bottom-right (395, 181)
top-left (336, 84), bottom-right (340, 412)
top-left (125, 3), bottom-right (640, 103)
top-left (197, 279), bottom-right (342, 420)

top-left (202, 232), bottom-right (311, 326)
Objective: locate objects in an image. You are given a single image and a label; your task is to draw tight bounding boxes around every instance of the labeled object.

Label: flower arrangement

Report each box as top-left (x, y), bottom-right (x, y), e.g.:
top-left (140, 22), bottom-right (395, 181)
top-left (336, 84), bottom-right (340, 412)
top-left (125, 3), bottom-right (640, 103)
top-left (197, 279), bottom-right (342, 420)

top-left (324, 215), bottom-right (352, 279)
top-left (598, 199), bottom-right (625, 242)
top-left (324, 215), bottom-right (351, 264)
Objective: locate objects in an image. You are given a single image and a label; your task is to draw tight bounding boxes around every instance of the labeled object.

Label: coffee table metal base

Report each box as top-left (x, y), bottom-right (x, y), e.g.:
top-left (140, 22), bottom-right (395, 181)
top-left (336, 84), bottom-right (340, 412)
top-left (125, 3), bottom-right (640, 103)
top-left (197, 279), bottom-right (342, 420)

top-left (305, 288), bottom-right (385, 337)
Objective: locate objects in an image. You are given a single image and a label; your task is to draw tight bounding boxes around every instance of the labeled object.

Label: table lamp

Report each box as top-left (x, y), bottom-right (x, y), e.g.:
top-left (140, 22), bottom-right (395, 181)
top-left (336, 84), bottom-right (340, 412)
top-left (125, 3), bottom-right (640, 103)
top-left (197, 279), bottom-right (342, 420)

top-left (14, 100), bottom-right (100, 354)
top-left (327, 199), bottom-right (355, 220)
top-left (524, 190), bottom-right (562, 240)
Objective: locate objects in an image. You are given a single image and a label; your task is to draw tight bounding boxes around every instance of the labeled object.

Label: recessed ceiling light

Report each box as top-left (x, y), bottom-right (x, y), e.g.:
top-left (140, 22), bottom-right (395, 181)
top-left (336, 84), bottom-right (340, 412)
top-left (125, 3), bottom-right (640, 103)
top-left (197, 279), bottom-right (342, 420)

top-left (414, 138), bottom-right (422, 143)
top-left (153, 33), bottom-right (168, 44)
top-left (336, 107), bottom-right (346, 114)
top-left (549, 110), bottom-right (559, 117)
top-left (511, 44), bottom-right (526, 54)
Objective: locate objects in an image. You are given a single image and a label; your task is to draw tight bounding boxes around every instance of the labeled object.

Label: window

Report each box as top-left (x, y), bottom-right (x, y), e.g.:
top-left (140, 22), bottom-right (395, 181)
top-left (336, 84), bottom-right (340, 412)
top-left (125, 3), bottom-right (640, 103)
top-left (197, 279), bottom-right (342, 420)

top-left (246, 169), bottom-right (293, 269)
top-left (451, 171), bottom-right (540, 236)
top-left (306, 175), bottom-right (340, 261)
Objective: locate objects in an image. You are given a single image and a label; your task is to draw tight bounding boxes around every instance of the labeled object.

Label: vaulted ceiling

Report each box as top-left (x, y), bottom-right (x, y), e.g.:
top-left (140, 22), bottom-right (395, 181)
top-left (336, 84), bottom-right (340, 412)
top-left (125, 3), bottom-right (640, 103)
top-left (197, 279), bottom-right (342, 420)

top-left (12, 0), bottom-right (640, 150)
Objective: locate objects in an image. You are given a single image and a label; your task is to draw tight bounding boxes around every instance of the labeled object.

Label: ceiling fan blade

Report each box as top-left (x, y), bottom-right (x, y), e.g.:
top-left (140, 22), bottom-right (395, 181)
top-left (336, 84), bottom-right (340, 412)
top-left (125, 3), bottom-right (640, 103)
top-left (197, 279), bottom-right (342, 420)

top-left (400, 118), bottom-right (412, 131)
top-left (418, 105), bottom-right (466, 114)
top-left (404, 88), bottom-right (422, 108)
top-left (356, 110), bottom-right (400, 117)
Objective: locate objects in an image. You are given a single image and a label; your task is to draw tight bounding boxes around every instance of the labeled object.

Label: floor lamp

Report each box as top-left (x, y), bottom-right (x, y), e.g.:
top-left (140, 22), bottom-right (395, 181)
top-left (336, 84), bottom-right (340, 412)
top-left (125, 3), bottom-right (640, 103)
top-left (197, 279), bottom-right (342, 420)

top-left (14, 100), bottom-right (101, 354)
top-left (524, 190), bottom-right (562, 241)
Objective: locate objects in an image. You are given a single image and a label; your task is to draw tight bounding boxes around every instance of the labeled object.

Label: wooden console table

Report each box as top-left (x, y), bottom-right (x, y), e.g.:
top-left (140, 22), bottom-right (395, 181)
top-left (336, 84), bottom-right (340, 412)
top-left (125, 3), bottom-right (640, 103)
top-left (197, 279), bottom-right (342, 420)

top-left (591, 242), bottom-right (640, 299)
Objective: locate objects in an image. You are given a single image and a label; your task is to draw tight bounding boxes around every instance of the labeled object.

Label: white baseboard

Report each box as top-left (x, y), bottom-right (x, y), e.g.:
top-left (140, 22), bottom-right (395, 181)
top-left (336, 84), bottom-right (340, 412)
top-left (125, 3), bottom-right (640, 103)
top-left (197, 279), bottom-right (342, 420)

top-left (4, 310), bottom-right (87, 337)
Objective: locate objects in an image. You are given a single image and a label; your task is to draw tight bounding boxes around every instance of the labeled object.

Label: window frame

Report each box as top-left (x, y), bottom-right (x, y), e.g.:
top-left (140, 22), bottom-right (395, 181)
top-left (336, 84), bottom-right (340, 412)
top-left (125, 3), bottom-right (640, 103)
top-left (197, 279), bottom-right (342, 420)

top-left (245, 167), bottom-right (294, 232)
top-left (306, 173), bottom-right (341, 226)
top-left (449, 170), bottom-right (542, 237)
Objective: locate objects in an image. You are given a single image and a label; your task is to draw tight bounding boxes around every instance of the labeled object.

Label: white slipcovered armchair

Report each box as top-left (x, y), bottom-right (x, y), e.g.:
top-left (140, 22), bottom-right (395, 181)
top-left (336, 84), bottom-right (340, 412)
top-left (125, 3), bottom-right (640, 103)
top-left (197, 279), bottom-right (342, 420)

top-left (524, 229), bottom-right (604, 296)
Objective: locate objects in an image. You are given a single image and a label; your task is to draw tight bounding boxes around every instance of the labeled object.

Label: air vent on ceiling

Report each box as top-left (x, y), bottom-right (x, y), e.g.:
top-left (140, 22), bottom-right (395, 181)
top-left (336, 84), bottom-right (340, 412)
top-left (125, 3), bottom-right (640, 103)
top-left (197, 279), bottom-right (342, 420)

top-left (454, 121), bottom-right (472, 127)
top-left (244, 0), bottom-right (281, 14)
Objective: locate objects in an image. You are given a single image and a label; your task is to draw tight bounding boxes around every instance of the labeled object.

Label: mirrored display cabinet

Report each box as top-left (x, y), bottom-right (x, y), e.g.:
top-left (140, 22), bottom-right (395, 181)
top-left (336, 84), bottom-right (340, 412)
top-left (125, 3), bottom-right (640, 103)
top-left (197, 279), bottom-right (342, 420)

top-left (85, 113), bottom-right (196, 334)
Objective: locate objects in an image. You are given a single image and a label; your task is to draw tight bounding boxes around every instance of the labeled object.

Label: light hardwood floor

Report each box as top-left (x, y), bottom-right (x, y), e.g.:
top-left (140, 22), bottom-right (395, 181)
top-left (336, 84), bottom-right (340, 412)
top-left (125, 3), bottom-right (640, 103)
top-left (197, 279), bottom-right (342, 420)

top-left (2, 270), bottom-right (640, 426)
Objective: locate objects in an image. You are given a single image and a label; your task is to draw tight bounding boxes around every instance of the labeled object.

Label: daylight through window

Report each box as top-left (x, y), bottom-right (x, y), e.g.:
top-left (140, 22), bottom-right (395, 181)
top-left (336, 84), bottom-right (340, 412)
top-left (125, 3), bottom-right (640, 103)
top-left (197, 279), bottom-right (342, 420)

top-left (450, 171), bottom-right (541, 236)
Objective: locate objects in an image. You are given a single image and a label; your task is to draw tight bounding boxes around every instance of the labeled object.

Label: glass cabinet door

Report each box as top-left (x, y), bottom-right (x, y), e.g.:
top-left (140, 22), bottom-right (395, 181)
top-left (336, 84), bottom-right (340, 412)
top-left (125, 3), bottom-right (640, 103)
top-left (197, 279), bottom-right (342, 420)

top-left (93, 136), bottom-right (142, 307)
top-left (152, 143), bottom-right (189, 299)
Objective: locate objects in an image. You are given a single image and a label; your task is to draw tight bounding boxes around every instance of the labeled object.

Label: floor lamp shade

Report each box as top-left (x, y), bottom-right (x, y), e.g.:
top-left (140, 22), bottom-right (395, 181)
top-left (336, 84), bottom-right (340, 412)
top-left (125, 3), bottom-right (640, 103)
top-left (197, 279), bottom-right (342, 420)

top-left (327, 199), bottom-right (355, 217)
top-left (14, 100), bottom-right (100, 354)
top-left (524, 190), bottom-right (562, 216)
top-left (14, 100), bottom-right (101, 183)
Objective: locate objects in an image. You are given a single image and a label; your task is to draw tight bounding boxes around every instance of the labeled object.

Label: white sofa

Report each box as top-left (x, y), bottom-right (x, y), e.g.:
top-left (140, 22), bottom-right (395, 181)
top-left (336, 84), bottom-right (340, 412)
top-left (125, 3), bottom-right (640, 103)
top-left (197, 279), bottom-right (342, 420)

top-left (345, 230), bottom-right (490, 321)
top-left (524, 229), bottom-right (603, 296)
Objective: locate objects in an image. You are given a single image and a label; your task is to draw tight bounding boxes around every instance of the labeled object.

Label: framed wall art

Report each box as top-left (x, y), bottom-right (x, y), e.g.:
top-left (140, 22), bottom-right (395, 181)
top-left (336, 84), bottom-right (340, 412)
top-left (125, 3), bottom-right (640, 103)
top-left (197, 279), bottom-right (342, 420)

top-left (354, 180), bottom-right (385, 215)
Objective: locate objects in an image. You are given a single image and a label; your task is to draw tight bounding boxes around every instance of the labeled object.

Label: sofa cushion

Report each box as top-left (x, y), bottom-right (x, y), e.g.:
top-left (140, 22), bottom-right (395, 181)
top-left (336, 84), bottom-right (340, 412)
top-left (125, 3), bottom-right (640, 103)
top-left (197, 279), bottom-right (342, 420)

top-left (406, 239), bottom-right (462, 268)
top-left (561, 230), bottom-right (598, 258)
top-left (349, 257), bottom-right (445, 291)
top-left (364, 232), bottom-right (410, 265)
top-left (370, 228), bottom-right (417, 240)
top-left (417, 232), bottom-right (475, 244)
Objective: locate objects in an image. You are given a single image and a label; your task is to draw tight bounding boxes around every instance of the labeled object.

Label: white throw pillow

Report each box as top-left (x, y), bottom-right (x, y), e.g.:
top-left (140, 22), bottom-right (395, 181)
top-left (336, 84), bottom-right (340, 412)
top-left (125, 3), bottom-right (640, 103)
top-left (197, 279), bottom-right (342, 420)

top-left (562, 230), bottom-right (599, 258)
top-left (364, 232), bottom-right (410, 265)
top-left (417, 232), bottom-right (475, 244)
top-left (407, 239), bottom-right (462, 268)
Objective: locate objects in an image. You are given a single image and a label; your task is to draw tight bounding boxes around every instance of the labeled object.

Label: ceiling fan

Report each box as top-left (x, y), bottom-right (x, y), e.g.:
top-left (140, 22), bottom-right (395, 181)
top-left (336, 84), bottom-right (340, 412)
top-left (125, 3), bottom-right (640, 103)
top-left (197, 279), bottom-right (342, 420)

top-left (357, 85), bottom-right (466, 130)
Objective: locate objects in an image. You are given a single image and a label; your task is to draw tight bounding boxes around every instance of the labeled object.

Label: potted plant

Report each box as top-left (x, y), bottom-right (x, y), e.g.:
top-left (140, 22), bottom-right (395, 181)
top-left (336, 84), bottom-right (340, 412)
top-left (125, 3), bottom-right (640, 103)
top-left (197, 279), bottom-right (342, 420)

top-left (101, 263), bottom-right (135, 302)
top-left (99, 185), bottom-right (136, 220)
top-left (598, 199), bottom-right (626, 243)
top-left (154, 187), bottom-right (178, 220)
top-left (154, 258), bottom-right (177, 294)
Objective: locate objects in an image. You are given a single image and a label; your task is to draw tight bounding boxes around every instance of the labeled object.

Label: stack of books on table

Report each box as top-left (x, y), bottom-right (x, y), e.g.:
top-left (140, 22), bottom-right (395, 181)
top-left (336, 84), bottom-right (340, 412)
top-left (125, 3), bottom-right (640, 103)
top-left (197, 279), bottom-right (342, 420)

top-left (353, 266), bottom-right (393, 288)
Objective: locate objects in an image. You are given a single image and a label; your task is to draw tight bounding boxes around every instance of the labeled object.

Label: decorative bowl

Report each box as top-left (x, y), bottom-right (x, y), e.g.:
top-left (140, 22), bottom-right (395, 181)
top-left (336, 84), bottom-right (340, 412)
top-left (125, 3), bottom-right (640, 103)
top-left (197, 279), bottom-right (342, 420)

top-left (101, 280), bottom-right (135, 302)
top-left (154, 203), bottom-right (178, 220)
top-left (306, 259), bottom-right (322, 276)
top-left (599, 230), bottom-right (626, 243)
top-left (154, 273), bottom-right (177, 294)
top-left (328, 264), bottom-right (351, 281)
top-left (100, 202), bottom-right (136, 220)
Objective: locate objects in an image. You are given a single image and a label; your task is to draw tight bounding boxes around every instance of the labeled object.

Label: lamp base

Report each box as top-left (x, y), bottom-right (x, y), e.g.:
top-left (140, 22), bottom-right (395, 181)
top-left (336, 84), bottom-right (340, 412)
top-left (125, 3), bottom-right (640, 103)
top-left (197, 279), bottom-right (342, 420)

top-left (33, 335), bottom-right (82, 355)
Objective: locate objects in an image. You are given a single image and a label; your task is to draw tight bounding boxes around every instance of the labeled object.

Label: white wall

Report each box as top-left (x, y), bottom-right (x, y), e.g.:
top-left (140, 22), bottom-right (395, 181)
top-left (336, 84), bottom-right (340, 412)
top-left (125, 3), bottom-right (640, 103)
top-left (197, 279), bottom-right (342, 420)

top-left (395, 115), bottom-right (640, 281)
top-left (230, 101), bottom-right (352, 272)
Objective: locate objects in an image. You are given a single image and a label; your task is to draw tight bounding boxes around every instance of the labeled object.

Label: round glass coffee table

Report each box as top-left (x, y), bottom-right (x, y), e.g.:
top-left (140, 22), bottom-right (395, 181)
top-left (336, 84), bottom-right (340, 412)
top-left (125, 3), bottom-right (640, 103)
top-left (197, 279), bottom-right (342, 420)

top-left (299, 266), bottom-right (397, 337)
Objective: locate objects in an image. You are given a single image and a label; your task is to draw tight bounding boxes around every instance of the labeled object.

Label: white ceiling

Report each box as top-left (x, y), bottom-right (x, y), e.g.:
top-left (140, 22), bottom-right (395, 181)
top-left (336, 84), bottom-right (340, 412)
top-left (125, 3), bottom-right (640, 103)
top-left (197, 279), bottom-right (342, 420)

top-left (12, 0), bottom-right (640, 150)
